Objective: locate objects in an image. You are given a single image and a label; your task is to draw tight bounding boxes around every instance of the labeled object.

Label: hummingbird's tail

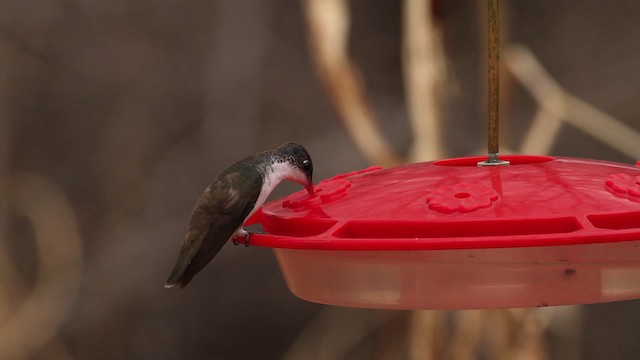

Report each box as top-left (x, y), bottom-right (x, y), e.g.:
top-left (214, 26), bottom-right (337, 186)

top-left (164, 255), bottom-right (194, 289)
top-left (164, 225), bottom-right (228, 289)
top-left (164, 261), bottom-right (192, 289)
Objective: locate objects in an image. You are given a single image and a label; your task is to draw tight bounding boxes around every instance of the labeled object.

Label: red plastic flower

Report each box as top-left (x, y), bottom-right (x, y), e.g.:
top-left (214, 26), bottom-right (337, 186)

top-left (283, 178), bottom-right (351, 209)
top-left (605, 173), bottom-right (640, 201)
top-left (427, 182), bottom-right (499, 213)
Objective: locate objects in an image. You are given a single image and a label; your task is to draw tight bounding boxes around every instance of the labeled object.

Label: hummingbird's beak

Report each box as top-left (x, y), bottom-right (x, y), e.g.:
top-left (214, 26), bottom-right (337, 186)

top-left (305, 180), bottom-right (315, 195)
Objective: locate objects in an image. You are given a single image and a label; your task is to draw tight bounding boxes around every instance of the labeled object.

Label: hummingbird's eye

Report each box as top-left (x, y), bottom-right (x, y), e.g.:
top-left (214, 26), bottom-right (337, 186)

top-left (302, 159), bottom-right (311, 170)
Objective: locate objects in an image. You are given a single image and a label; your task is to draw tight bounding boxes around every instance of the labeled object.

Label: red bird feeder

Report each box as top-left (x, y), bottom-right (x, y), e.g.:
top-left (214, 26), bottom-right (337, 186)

top-left (248, 156), bottom-right (640, 309)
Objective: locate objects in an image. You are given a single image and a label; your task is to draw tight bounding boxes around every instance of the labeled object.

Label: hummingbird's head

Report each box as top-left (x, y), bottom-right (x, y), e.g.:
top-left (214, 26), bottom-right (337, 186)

top-left (274, 143), bottom-right (315, 194)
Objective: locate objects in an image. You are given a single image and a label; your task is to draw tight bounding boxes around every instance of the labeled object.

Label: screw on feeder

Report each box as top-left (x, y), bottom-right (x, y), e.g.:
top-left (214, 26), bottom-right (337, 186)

top-left (478, 0), bottom-right (510, 167)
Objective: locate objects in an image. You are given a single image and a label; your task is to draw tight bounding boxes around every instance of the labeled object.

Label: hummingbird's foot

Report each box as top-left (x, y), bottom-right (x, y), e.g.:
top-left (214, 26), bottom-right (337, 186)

top-left (232, 230), bottom-right (253, 247)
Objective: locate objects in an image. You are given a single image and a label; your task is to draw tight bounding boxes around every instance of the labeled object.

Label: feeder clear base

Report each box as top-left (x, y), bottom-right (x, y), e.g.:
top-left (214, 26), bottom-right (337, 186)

top-left (274, 241), bottom-right (640, 309)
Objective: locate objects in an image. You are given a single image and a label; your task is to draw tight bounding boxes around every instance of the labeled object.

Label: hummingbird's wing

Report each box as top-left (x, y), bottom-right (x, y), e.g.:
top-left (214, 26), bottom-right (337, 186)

top-left (165, 164), bottom-right (263, 288)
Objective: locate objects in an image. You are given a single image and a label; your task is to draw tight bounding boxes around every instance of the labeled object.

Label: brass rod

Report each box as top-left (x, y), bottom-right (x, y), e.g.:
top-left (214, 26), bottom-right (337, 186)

top-left (478, 0), bottom-right (509, 166)
top-left (488, 0), bottom-right (499, 156)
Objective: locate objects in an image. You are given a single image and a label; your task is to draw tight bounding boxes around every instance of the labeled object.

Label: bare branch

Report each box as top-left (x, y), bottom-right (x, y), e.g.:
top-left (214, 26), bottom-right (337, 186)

top-left (519, 108), bottom-right (563, 155)
top-left (407, 310), bottom-right (445, 360)
top-left (403, 0), bottom-right (446, 162)
top-left (283, 307), bottom-right (394, 360)
top-left (304, 0), bottom-right (402, 166)
top-left (0, 174), bottom-right (83, 360)
top-left (507, 45), bottom-right (640, 159)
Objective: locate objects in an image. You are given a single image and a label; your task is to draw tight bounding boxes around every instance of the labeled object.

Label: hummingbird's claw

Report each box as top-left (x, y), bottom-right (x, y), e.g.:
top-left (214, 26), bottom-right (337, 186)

top-left (231, 231), bottom-right (252, 246)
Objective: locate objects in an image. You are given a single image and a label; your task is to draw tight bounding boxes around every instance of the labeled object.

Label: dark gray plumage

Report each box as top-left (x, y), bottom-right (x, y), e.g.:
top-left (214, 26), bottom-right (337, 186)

top-left (165, 143), bottom-right (314, 288)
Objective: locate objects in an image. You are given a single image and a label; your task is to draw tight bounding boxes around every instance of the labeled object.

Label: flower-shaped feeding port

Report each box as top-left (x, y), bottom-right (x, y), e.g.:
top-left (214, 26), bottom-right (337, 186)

top-left (283, 178), bottom-right (351, 209)
top-left (426, 182), bottom-right (499, 213)
top-left (282, 166), bottom-right (381, 210)
top-left (605, 173), bottom-right (640, 202)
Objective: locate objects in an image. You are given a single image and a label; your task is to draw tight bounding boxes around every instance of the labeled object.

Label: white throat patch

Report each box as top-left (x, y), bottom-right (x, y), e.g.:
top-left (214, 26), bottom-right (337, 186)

top-left (247, 161), bottom-right (305, 220)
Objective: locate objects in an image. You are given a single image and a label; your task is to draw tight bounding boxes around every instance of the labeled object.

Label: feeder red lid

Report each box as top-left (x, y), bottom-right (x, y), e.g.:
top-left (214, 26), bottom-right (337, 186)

top-left (249, 155), bottom-right (640, 250)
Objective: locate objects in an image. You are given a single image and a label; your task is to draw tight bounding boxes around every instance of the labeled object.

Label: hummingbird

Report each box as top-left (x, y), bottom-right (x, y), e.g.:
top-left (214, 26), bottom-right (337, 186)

top-left (165, 143), bottom-right (315, 289)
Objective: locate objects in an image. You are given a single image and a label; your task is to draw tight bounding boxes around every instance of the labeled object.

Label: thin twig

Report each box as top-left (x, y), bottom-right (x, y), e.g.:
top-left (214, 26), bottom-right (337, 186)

top-left (506, 45), bottom-right (640, 159)
top-left (403, 0), bottom-right (446, 162)
top-left (408, 310), bottom-right (445, 360)
top-left (0, 174), bottom-right (83, 360)
top-left (519, 107), bottom-right (563, 155)
top-left (304, 0), bottom-right (402, 166)
top-left (283, 308), bottom-right (393, 360)
top-left (449, 311), bottom-right (486, 360)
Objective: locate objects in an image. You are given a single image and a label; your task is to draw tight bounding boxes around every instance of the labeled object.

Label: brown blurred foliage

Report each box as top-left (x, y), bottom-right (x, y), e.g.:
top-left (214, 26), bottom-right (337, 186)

top-left (1, 0), bottom-right (640, 359)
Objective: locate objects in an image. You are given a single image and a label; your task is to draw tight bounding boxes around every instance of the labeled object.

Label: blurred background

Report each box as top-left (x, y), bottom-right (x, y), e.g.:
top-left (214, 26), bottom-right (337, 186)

top-left (1, 0), bottom-right (640, 359)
